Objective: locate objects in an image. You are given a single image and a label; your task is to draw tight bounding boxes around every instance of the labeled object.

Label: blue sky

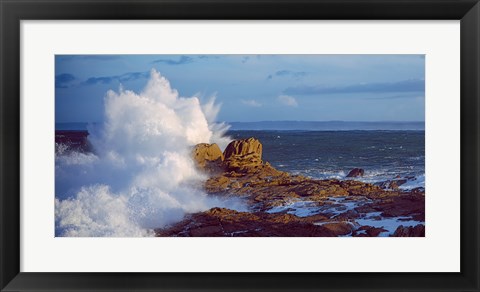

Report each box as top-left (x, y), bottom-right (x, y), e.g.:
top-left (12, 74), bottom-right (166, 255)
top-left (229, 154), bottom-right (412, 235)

top-left (55, 55), bottom-right (425, 123)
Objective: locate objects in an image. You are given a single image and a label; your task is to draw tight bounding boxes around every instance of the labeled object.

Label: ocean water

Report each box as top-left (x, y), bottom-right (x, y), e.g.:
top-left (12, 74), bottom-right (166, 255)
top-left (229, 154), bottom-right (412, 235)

top-left (228, 130), bottom-right (425, 189)
top-left (54, 70), bottom-right (424, 237)
top-left (55, 128), bottom-right (425, 237)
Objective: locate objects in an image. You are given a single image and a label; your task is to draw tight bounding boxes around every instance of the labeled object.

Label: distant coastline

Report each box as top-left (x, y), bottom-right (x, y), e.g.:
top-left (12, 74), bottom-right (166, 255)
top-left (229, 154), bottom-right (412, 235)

top-left (228, 121), bottom-right (424, 131)
top-left (56, 121), bottom-right (425, 131)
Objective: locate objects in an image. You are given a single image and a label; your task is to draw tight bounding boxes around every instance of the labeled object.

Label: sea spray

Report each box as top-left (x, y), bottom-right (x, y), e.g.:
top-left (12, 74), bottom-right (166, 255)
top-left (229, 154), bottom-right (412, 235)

top-left (55, 69), bottom-right (235, 237)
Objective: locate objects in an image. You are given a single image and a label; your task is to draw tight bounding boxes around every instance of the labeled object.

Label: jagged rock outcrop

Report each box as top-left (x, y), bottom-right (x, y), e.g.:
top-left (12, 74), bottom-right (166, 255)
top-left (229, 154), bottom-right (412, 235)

top-left (223, 137), bottom-right (263, 172)
top-left (192, 143), bottom-right (224, 173)
top-left (346, 168), bottom-right (365, 177)
top-left (164, 138), bottom-right (427, 237)
top-left (192, 138), bottom-right (265, 173)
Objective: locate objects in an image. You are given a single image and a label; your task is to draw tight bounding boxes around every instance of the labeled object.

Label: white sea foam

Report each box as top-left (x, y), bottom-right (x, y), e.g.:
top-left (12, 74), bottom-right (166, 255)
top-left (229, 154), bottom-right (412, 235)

top-left (398, 174), bottom-right (425, 190)
top-left (266, 196), bottom-right (371, 218)
top-left (355, 212), bottom-right (424, 237)
top-left (55, 69), bottom-right (236, 237)
top-left (267, 198), bottom-right (424, 237)
top-left (344, 170), bottom-right (425, 190)
top-left (266, 200), bottom-right (322, 217)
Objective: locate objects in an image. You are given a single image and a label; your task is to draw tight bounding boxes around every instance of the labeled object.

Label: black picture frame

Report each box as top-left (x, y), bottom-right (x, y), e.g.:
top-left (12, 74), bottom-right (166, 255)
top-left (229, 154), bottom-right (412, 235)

top-left (1, 0), bottom-right (479, 291)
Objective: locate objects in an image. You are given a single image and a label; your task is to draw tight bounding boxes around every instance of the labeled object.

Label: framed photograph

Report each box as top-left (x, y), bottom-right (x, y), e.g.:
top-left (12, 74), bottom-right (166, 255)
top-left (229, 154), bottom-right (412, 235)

top-left (1, 0), bottom-right (479, 291)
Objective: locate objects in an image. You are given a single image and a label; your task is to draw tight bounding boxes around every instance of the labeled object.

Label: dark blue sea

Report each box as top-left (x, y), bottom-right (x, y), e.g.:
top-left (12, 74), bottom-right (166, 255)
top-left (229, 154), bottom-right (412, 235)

top-left (227, 130), bottom-right (425, 189)
top-left (55, 123), bottom-right (425, 189)
top-left (55, 126), bottom-right (425, 236)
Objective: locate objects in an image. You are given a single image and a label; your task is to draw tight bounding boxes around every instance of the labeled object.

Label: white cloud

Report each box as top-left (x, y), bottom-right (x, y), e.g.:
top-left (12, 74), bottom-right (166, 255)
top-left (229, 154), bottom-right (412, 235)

top-left (241, 99), bottom-right (262, 107)
top-left (277, 95), bottom-right (298, 107)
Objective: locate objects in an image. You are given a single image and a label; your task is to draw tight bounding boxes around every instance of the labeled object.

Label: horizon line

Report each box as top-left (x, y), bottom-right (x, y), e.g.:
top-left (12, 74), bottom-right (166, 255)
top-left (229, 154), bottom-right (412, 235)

top-left (227, 120), bottom-right (425, 123)
top-left (56, 120), bottom-right (426, 124)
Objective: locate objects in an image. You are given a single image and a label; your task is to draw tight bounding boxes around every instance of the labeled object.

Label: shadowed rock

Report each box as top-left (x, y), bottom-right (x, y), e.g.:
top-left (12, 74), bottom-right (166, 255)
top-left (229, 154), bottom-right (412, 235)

top-left (346, 168), bottom-right (365, 177)
top-left (353, 226), bottom-right (389, 237)
top-left (375, 179), bottom-right (408, 190)
top-left (392, 224), bottom-right (425, 237)
top-left (192, 143), bottom-right (224, 173)
top-left (155, 207), bottom-right (339, 237)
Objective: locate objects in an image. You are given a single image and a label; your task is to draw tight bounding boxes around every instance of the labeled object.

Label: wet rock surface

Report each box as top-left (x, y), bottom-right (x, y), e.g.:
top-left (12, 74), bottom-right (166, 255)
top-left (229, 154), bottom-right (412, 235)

top-left (55, 130), bottom-right (91, 153)
top-left (157, 138), bottom-right (425, 237)
top-left (392, 224), bottom-right (426, 237)
top-left (156, 208), bottom-right (338, 237)
top-left (346, 168), bottom-right (365, 178)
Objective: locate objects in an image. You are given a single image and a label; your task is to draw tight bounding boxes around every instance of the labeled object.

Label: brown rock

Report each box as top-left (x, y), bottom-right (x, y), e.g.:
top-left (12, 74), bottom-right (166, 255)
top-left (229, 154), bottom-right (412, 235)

top-left (376, 179), bottom-right (407, 190)
top-left (180, 138), bottom-right (425, 237)
top-left (371, 193), bottom-right (425, 219)
top-left (321, 222), bottom-right (355, 236)
top-left (346, 168), bottom-right (364, 177)
top-left (366, 227), bottom-right (388, 237)
top-left (392, 224), bottom-right (425, 237)
top-left (192, 143), bottom-right (224, 173)
top-left (354, 225), bottom-right (388, 237)
top-left (223, 138), bottom-right (263, 172)
top-left (205, 176), bottom-right (231, 193)
top-left (156, 207), bottom-right (338, 237)
top-left (224, 137), bottom-right (262, 159)
top-left (333, 209), bottom-right (361, 220)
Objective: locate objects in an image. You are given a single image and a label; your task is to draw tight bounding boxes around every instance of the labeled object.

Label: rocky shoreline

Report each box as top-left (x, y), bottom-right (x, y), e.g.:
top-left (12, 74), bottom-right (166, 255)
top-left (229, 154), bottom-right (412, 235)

top-left (155, 137), bottom-right (425, 237)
